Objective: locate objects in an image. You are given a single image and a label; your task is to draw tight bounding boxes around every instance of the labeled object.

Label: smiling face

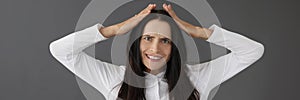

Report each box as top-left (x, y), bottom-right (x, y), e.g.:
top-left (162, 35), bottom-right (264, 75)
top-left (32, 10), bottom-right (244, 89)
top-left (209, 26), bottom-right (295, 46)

top-left (140, 19), bottom-right (172, 75)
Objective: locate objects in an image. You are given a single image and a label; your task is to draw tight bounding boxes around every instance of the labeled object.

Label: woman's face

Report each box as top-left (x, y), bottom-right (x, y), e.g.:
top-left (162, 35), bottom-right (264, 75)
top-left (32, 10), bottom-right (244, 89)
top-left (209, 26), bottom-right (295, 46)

top-left (140, 19), bottom-right (172, 74)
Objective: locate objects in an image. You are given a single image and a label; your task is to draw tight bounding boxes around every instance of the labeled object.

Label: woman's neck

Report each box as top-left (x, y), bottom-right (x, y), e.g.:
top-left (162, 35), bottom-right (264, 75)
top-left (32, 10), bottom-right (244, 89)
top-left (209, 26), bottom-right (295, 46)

top-left (146, 66), bottom-right (167, 75)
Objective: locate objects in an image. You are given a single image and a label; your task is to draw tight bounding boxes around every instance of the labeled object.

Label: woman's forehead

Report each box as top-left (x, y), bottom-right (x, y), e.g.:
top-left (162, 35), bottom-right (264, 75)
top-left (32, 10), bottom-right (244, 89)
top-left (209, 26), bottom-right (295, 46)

top-left (143, 19), bottom-right (171, 39)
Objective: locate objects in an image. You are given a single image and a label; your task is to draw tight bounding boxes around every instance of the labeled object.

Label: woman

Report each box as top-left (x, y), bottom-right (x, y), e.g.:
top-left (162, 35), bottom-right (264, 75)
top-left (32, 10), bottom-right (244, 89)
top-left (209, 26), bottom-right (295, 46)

top-left (49, 4), bottom-right (264, 100)
top-left (118, 8), bottom-right (199, 100)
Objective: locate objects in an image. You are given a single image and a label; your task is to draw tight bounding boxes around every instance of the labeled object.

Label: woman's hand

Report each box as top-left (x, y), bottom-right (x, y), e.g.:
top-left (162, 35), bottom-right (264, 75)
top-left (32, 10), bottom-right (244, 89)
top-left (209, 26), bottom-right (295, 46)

top-left (100, 4), bottom-right (156, 38)
top-left (163, 4), bottom-right (213, 40)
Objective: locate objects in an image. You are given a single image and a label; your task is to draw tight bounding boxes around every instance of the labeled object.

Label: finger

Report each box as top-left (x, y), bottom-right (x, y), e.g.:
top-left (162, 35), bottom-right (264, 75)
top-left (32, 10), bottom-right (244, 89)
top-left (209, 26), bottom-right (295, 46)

top-left (145, 4), bottom-right (156, 12)
top-left (167, 4), bottom-right (175, 15)
top-left (163, 3), bottom-right (168, 11)
top-left (163, 4), bottom-right (171, 14)
top-left (139, 4), bottom-right (156, 15)
top-left (168, 4), bottom-right (172, 10)
top-left (163, 4), bottom-right (176, 18)
top-left (147, 4), bottom-right (156, 10)
top-left (145, 4), bottom-right (152, 11)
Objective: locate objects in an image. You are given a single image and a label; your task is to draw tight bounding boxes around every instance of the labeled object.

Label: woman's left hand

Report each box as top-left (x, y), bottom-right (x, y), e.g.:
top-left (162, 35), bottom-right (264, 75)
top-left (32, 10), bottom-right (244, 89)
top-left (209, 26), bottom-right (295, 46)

top-left (163, 4), bottom-right (213, 40)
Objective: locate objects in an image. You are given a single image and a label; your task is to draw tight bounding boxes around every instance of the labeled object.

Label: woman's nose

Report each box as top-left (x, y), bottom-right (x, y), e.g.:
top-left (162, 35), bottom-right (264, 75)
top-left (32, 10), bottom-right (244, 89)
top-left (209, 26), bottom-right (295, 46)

top-left (149, 41), bottom-right (160, 53)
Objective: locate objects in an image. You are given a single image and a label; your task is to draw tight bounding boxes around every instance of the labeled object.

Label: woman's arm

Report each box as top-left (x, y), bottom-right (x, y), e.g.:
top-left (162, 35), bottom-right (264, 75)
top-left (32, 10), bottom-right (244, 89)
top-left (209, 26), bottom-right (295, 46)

top-left (163, 4), bottom-right (213, 40)
top-left (49, 24), bottom-right (125, 98)
top-left (100, 4), bottom-right (156, 38)
top-left (163, 3), bottom-right (264, 95)
top-left (49, 4), bottom-right (156, 98)
top-left (187, 25), bottom-right (264, 95)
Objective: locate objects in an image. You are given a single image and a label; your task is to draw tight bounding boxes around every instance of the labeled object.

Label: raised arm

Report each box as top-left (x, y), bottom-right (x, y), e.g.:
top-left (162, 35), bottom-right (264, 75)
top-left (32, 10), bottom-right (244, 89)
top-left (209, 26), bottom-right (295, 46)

top-left (100, 4), bottom-right (156, 38)
top-left (163, 3), bottom-right (265, 97)
top-left (49, 24), bottom-right (125, 98)
top-left (49, 4), bottom-right (157, 98)
top-left (191, 25), bottom-right (264, 95)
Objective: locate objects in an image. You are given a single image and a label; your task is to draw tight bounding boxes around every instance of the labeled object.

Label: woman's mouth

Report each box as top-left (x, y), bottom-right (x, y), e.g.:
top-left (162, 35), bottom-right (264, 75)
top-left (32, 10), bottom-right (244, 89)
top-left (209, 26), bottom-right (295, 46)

top-left (146, 54), bottom-right (163, 62)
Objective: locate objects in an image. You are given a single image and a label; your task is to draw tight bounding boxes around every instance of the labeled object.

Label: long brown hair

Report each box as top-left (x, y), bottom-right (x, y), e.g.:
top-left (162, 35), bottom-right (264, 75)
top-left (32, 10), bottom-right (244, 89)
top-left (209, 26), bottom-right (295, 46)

top-left (118, 10), bottom-right (200, 100)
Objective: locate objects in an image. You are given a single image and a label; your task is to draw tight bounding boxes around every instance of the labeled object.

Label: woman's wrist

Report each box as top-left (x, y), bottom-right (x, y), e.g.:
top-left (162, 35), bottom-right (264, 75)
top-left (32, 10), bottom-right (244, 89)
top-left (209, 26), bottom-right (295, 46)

top-left (194, 26), bottom-right (213, 40)
top-left (99, 25), bottom-right (118, 38)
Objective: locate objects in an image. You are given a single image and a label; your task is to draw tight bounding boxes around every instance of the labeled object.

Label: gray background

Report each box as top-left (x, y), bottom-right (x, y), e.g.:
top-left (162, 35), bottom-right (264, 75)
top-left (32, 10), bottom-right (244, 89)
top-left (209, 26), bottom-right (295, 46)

top-left (0, 0), bottom-right (299, 100)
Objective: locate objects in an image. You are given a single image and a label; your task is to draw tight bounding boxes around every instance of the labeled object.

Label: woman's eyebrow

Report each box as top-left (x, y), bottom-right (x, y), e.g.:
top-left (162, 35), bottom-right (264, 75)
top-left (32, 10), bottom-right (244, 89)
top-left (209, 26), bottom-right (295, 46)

top-left (160, 37), bottom-right (171, 41)
top-left (142, 34), bottom-right (171, 40)
top-left (142, 35), bottom-right (154, 38)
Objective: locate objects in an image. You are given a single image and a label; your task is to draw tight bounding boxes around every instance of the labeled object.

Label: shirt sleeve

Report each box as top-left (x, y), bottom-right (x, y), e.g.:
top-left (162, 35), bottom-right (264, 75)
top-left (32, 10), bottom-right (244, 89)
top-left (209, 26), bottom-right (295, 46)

top-left (49, 24), bottom-right (125, 98)
top-left (186, 24), bottom-right (264, 96)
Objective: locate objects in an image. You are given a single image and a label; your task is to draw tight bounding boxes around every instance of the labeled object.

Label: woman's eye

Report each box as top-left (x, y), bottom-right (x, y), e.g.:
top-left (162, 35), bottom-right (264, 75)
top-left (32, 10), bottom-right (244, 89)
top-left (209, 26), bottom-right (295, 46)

top-left (162, 39), bottom-right (171, 44)
top-left (143, 37), bottom-right (152, 41)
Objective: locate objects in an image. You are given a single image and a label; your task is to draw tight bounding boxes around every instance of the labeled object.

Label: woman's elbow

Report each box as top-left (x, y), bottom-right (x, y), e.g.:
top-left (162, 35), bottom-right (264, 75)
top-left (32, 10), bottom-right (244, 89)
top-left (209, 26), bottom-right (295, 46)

top-left (254, 42), bottom-right (265, 60)
top-left (49, 41), bottom-right (59, 57)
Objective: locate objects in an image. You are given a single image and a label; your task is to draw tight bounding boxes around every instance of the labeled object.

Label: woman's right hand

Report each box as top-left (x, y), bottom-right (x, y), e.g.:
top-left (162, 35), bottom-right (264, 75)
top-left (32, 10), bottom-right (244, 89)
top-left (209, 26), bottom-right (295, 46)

top-left (100, 4), bottom-right (156, 38)
top-left (163, 3), bottom-right (212, 40)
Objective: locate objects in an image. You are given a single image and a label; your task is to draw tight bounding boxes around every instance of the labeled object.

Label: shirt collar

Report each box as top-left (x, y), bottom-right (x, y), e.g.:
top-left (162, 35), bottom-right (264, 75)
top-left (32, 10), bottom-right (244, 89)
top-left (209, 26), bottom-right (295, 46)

top-left (143, 68), bottom-right (167, 88)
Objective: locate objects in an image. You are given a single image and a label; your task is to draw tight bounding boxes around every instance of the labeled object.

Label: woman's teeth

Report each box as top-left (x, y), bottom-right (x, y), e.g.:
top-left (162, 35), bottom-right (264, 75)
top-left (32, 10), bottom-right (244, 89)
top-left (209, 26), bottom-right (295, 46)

top-left (147, 55), bottom-right (162, 60)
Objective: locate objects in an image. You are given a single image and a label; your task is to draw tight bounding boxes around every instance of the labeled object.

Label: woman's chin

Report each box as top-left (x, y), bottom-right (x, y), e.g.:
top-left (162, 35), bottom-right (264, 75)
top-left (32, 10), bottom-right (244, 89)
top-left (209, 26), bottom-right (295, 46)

top-left (143, 58), bottom-right (167, 73)
top-left (145, 64), bottom-right (167, 72)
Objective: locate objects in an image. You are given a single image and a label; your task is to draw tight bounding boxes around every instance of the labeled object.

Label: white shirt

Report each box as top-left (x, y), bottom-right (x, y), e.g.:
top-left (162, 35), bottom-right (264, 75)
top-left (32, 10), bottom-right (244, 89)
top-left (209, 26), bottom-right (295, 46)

top-left (49, 24), bottom-right (264, 100)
